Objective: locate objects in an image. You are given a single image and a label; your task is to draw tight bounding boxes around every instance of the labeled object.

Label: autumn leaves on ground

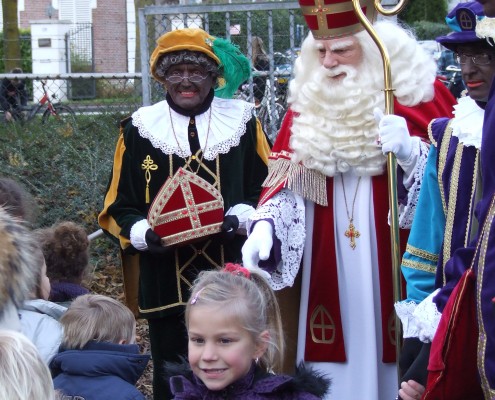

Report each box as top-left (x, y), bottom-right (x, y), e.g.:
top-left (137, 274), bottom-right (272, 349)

top-left (0, 116), bottom-right (155, 399)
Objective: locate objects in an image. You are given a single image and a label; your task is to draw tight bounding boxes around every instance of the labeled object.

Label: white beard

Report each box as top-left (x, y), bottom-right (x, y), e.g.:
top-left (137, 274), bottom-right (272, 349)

top-left (289, 63), bottom-right (387, 177)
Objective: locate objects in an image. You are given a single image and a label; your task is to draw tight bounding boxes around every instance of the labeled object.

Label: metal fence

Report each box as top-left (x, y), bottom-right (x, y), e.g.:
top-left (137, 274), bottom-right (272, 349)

top-left (139, 1), bottom-right (304, 140)
top-left (1, 2), bottom-right (304, 140)
top-left (0, 72), bottom-right (142, 119)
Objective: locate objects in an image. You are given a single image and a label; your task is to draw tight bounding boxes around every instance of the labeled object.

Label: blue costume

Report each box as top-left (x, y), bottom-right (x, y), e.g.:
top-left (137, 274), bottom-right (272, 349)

top-left (422, 84), bottom-right (495, 400)
top-left (51, 341), bottom-right (150, 400)
top-left (396, 96), bottom-right (483, 341)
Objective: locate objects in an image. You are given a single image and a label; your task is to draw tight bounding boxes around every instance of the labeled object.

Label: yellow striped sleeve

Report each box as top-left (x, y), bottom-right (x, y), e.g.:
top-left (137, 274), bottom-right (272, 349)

top-left (98, 131), bottom-right (131, 249)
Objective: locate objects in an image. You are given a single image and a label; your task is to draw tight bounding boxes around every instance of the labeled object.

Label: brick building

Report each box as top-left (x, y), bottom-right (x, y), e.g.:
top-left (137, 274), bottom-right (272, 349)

top-left (3, 0), bottom-right (134, 73)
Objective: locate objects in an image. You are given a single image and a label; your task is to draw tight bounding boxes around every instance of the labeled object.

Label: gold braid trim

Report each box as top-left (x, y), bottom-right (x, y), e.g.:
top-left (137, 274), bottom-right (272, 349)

top-left (405, 243), bottom-right (439, 262)
top-left (428, 119), bottom-right (438, 147)
top-left (476, 195), bottom-right (495, 399)
top-left (437, 121), bottom-right (454, 217)
top-left (401, 258), bottom-right (436, 274)
top-left (262, 158), bottom-right (328, 206)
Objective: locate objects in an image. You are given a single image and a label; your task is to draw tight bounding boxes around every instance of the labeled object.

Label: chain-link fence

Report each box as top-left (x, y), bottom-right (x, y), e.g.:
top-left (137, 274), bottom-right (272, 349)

top-left (1, 2), bottom-right (305, 141)
top-left (0, 72), bottom-right (142, 124)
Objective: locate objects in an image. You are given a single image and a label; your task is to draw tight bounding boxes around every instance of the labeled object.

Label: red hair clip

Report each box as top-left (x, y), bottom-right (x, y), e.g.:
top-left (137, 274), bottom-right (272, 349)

top-left (223, 263), bottom-right (251, 279)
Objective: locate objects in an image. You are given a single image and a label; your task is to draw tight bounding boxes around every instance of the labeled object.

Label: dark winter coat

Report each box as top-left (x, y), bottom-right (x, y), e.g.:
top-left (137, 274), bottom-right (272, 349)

top-left (51, 341), bottom-right (150, 400)
top-left (166, 361), bottom-right (331, 399)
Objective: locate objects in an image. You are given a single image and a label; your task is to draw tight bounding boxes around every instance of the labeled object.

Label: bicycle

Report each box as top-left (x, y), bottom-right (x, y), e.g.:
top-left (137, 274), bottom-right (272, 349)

top-left (235, 74), bottom-right (286, 143)
top-left (438, 65), bottom-right (465, 99)
top-left (13, 80), bottom-right (77, 135)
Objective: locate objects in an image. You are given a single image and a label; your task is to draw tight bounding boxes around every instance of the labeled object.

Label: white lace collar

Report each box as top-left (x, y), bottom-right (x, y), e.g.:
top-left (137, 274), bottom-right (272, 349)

top-left (132, 97), bottom-right (255, 160)
top-left (451, 96), bottom-right (484, 149)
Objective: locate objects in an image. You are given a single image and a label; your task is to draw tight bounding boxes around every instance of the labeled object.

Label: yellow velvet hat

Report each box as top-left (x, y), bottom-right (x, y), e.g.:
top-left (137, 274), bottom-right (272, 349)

top-left (298, 0), bottom-right (377, 39)
top-left (150, 28), bottom-right (221, 83)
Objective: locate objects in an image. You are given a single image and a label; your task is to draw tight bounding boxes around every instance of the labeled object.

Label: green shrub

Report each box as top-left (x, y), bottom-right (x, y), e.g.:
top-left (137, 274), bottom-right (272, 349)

top-left (0, 114), bottom-right (119, 233)
top-left (409, 21), bottom-right (451, 41)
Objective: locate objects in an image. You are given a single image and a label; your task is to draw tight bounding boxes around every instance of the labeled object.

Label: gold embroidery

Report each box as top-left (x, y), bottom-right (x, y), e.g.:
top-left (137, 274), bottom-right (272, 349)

top-left (388, 312), bottom-right (397, 346)
top-left (401, 258), bottom-right (436, 274)
top-left (310, 305), bottom-right (335, 344)
top-left (437, 121), bottom-right (454, 216)
top-left (442, 144), bottom-right (464, 271)
top-left (141, 155), bottom-right (158, 204)
top-left (427, 119), bottom-right (438, 147)
top-left (466, 151), bottom-right (480, 245)
top-left (475, 196), bottom-right (495, 398)
top-left (405, 244), bottom-right (438, 262)
top-left (139, 240), bottom-right (225, 315)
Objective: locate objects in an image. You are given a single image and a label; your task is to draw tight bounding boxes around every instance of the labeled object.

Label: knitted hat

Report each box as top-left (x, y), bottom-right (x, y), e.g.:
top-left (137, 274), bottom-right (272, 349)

top-left (298, 0), bottom-right (377, 39)
top-left (150, 28), bottom-right (251, 99)
top-left (436, 2), bottom-right (487, 50)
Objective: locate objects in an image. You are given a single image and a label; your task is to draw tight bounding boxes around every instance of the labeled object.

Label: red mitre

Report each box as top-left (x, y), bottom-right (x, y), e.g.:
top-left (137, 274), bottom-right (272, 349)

top-left (148, 167), bottom-right (224, 246)
top-left (298, 0), bottom-right (377, 39)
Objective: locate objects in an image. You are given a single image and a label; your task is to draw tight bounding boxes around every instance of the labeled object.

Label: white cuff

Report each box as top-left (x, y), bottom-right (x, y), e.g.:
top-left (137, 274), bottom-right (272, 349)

top-left (226, 204), bottom-right (255, 235)
top-left (395, 300), bottom-right (421, 339)
top-left (130, 219), bottom-right (151, 251)
top-left (399, 136), bottom-right (422, 181)
top-left (413, 289), bottom-right (442, 343)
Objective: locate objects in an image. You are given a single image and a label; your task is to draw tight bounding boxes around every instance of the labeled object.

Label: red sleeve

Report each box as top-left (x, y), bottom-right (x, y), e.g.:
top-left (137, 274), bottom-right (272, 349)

top-left (394, 79), bottom-right (456, 141)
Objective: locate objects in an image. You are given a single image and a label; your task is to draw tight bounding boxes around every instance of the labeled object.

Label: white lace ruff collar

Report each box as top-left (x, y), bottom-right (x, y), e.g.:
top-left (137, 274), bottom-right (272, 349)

top-left (132, 97), bottom-right (255, 160)
top-left (451, 96), bottom-right (484, 149)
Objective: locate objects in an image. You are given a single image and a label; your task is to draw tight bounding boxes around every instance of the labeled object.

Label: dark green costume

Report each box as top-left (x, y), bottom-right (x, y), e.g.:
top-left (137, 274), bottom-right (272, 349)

top-left (99, 91), bottom-right (270, 399)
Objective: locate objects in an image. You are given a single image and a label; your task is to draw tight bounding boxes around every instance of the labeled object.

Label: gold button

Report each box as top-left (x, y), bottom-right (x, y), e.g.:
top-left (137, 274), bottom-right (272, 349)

top-left (189, 131), bottom-right (196, 137)
top-left (189, 119), bottom-right (195, 125)
top-left (191, 155), bottom-right (196, 160)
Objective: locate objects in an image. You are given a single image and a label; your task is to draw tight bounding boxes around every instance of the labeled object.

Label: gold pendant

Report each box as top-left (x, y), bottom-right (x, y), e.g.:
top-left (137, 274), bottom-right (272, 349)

top-left (344, 220), bottom-right (360, 250)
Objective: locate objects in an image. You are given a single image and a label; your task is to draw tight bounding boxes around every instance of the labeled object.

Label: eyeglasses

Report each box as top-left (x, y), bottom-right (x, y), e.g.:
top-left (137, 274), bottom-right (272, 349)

top-left (164, 72), bottom-right (210, 84)
top-left (455, 52), bottom-right (493, 66)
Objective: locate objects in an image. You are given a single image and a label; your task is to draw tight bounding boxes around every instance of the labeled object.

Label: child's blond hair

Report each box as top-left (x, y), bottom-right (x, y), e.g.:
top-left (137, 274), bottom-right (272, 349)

top-left (185, 267), bottom-right (285, 372)
top-left (0, 329), bottom-right (56, 399)
top-left (60, 294), bottom-right (136, 349)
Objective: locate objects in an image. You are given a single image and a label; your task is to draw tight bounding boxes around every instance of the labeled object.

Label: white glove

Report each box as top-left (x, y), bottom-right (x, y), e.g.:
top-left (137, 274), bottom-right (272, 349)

top-left (242, 220), bottom-right (273, 274)
top-left (374, 108), bottom-right (413, 162)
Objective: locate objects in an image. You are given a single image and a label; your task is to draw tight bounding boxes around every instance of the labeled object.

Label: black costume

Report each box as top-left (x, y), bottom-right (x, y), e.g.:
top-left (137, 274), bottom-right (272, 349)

top-left (99, 90), bottom-right (270, 399)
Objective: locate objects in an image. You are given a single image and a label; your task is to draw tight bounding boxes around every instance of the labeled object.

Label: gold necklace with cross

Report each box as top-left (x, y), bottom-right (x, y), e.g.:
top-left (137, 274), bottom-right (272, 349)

top-left (341, 174), bottom-right (361, 250)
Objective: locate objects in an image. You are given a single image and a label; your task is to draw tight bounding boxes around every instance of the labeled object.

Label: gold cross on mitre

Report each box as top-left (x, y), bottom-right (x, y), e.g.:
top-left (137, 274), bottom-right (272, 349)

top-left (298, 0), bottom-right (377, 39)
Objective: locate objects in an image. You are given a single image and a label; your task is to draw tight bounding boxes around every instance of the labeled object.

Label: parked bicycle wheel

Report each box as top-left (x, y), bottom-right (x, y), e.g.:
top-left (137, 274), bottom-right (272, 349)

top-left (42, 105), bottom-right (77, 136)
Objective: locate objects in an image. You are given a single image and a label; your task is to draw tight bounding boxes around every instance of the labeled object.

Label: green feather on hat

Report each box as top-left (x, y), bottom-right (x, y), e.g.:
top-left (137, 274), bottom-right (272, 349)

top-left (212, 38), bottom-right (252, 99)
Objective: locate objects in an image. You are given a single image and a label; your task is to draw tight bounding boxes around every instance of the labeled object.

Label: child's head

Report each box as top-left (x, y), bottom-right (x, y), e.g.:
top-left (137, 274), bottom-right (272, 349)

top-left (60, 294), bottom-right (136, 349)
top-left (37, 221), bottom-right (90, 284)
top-left (31, 244), bottom-right (51, 300)
top-left (0, 177), bottom-right (37, 223)
top-left (0, 206), bottom-right (39, 325)
top-left (184, 265), bottom-right (284, 391)
top-left (0, 329), bottom-right (56, 400)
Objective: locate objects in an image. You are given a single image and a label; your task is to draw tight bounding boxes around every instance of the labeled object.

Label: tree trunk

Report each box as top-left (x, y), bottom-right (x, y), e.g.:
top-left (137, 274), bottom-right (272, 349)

top-left (2, 0), bottom-right (21, 72)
